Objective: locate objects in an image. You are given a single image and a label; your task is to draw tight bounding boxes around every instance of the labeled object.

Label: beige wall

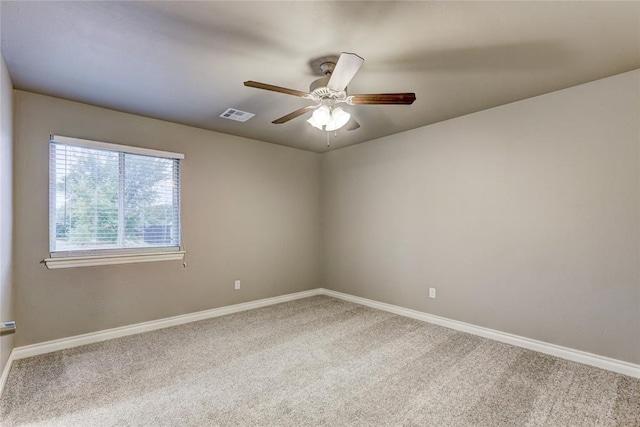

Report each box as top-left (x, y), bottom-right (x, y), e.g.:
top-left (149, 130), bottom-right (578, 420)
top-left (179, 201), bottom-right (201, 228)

top-left (10, 70), bottom-right (640, 366)
top-left (0, 54), bottom-right (15, 372)
top-left (322, 70), bottom-right (640, 364)
top-left (13, 91), bottom-right (321, 346)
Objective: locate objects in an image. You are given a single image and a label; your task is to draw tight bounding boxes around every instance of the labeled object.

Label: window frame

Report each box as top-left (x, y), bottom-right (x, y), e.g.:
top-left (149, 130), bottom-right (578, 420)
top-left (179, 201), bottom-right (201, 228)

top-left (44, 135), bottom-right (185, 269)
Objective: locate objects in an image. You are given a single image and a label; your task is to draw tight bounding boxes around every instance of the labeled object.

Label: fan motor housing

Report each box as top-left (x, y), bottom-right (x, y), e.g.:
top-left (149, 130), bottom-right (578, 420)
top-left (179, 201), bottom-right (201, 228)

top-left (309, 76), bottom-right (331, 93)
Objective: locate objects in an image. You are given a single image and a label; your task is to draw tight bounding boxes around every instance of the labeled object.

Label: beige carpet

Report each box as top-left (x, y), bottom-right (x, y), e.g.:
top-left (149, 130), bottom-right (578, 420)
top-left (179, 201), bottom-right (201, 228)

top-left (1, 295), bottom-right (638, 426)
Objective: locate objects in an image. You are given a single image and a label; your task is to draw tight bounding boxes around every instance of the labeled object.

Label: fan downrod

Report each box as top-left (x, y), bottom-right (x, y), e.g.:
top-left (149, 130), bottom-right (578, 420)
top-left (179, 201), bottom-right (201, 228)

top-left (309, 61), bottom-right (341, 95)
top-left (319, 61), bottom-right (335, 76)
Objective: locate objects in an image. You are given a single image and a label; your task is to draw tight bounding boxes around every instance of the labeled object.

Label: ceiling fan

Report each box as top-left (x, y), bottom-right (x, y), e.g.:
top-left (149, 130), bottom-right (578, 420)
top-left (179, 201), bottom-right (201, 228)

top-left (244, 52), bottom-right (416, 132)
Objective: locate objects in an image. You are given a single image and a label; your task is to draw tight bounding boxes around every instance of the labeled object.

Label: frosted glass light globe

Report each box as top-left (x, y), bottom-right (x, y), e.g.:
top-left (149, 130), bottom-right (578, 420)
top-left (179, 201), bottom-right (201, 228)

top-left (325, 107), bottom-right (351, 131)
top-left (312, 105), bottom-right (331, 126)
top-left (306, 116), bottom-right (323, 130)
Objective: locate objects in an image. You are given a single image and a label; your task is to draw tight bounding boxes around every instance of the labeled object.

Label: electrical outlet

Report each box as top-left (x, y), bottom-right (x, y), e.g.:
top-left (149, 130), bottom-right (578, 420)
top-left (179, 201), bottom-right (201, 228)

top-left (429, 287), bottom-right (436, 299)
top-left (234, 280), bottom-right (241, 290)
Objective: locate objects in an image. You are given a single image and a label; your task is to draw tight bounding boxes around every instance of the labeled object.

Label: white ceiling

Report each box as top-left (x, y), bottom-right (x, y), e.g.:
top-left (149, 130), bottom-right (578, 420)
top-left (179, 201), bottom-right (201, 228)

top-left (1, 1), bottom-right (639, 153)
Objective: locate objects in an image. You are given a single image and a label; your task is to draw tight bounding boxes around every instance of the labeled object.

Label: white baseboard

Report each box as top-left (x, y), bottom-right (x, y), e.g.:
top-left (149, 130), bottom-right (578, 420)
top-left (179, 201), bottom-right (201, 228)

top-left (0, 349), bottom-right (16, 397)
top-left (320, 288), bottom-right (640, 379)
top-left (12, 288), bottom-right (322, 361)
top-left (2, 286), bottom-right (637, 399)
top-left (0, 288), bottom-right (322, 396)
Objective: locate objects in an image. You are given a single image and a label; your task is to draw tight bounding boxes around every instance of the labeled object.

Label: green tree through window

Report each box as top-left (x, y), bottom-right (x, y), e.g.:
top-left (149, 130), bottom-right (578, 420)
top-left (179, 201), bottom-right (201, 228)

top-left (51, 142), bottom-right (180, 253)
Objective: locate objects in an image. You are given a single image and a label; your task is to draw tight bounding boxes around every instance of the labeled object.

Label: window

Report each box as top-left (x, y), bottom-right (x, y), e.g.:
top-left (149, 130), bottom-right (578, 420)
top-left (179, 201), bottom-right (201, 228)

top-left (45, 135), bottom-right (185, 269)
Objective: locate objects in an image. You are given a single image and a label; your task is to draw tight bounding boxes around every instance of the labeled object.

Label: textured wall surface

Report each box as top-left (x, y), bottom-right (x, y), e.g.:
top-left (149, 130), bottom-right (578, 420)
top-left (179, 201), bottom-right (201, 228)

top-left (10, 70), bottom-right (640, 366)
top-left (13, 91), bottom-right (321, 346)
top-left (322, 70), bottom-right (640, 364)
top-left (0, 54), bottom-right (15, 372)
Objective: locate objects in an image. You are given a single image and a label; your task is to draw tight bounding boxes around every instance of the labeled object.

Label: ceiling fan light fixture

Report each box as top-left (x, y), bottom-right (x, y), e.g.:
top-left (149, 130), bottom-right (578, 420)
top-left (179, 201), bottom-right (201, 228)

top-left (312, 105), bottom-right (332, 126)
top-left (325, 107), bottom-right (351, 132)
top-left (306, 116), bottom-right (324, 130)
top-left (245, 52), bottom-right (415, 137)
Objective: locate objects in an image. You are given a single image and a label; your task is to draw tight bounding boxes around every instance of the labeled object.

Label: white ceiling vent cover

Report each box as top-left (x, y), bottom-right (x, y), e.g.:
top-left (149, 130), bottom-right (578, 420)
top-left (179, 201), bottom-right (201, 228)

top-left (219, 108), bottom-right (255, 122)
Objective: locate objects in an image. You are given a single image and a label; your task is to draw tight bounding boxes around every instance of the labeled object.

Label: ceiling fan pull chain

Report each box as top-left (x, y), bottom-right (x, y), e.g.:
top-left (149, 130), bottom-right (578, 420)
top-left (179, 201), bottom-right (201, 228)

top-left (326, 131), bottom-right (330, 148)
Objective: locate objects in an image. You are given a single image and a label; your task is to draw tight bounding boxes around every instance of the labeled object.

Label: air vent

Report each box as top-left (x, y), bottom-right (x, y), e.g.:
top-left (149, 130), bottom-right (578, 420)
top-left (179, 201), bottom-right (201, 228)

top-left (219, 108), bottom-right (255, 122)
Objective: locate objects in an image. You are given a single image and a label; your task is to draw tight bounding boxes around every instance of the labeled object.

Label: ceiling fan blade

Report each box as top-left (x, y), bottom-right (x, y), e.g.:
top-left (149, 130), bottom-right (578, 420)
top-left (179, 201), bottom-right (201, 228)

top-left (244, 81), bottom-right (311, 98)
top-left (327, 52), bottom-right (364, 92)
top-left (272, 105), bottom-right (316, 124)
top-left (349, 93), bottom-right (416, 105)
top-left (345, 118), bottom-right (361, 131)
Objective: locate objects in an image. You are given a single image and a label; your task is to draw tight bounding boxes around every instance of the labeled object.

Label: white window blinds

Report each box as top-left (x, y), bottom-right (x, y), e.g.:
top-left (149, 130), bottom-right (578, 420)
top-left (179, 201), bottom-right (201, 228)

top-left (49, 135), bottom-right (182, 255)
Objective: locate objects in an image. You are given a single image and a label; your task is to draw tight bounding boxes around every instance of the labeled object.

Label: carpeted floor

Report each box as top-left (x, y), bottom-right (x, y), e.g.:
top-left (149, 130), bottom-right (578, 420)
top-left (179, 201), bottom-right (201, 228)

top-left (1, 295), bottom-right (638, 426)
